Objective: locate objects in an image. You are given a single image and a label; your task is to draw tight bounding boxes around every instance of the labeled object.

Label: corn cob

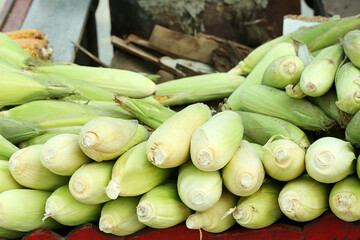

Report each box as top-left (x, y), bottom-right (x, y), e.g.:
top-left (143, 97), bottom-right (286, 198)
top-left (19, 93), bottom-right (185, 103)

top-left (262, 55), bottom-right (304, 89)
top-left (345, 110), bottom-right (360, 148)
top-left (229, 15), bottom-right (360, 75)
top-left (227, 42), bottom-right (296, 110)
top-left (43, 185), bottom-right (102, 226)
top-left (0, 160), bottom-right (23, 193)
top-left (34, 64), bottom-right (157, 98)
top-left (0, 100), bottom-right (132, 128)
top-left (237, 85), bottom-right (336, 131)
top-left (0, 116), bottom-right (44, 144)
top-left (9, 145), bottom-right (69, 191)
top-left (335, 62), bottom-right (360, 114)
top-left (24, 71), bottom-right (116, 102)
top-left (115, 96), bottom-right (176, 129)
top-left (105, 142), bottom-right (173, 199)
top-left (186, 189), bottom-right (238, 233)
top-left (343, 30), bottom-right (360, 68)
top-left (236, 111), bottom-right (310, 149)
top-left (154, 73), bottom-right (245, 106)
top-left (99, 196), bottom-right (146, 236)
top-left (308, 88), bottom-right (353, 128)
top-left (146, 103), bottom-right (211, 168)
top-left (13, 38), bottom-right (52, 61)
top-left (232, 180), bottom-right (283, 229)
top-left (79, 117), bottom-right (149, 162)
top-left (0, 135), bottom-right (19, 159)
top-left (19, 126), bottom-right (82, 148)
top-left (0, 69), bottom-right (73, 107)
top-left (299, 44), bottom-right (344, 97)
top-left (0, 32), bottom-right (33, 68)
top-left (0, 189), bottom-right (61, 232)
top-left (190, 110), bottom-right (243, 171)
top-left (5, 29), bottom-right (48, 41)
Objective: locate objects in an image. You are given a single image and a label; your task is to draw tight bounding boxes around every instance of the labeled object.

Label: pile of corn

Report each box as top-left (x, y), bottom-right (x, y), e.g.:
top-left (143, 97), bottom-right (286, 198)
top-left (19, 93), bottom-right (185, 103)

top-left (0, 14), bottom-right (360, 239)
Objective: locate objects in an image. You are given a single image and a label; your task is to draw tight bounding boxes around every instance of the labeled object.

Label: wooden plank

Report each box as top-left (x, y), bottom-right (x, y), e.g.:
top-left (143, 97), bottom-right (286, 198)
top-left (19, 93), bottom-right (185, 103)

top-left (148, 25), bottom-right (218, 64)
top-left (21, 0), bottom-right (94, 63)
top-left (111, 35), bottom-right (159, 64)
top-left (1, 0), bottom-right (32, 32)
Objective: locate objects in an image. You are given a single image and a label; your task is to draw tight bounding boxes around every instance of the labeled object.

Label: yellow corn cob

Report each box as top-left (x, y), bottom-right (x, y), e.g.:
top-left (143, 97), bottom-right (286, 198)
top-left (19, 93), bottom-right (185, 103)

top-left (5, 29), bottom-right (48, 41)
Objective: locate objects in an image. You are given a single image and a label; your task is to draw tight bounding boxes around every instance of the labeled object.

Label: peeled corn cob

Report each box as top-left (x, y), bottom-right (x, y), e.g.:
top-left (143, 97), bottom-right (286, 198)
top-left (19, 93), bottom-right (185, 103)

top-left (5, 29), bottom-right (48, 41)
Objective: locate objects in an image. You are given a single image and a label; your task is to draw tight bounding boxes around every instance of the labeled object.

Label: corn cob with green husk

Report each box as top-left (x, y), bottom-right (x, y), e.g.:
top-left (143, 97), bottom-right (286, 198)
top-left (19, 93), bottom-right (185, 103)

top-left (33, 63), bottom-right (157, 98)
top-left (40, 134), bottom-right (91, 176)
top-left (154, 73), bottom-right (245, 106)
top-left (0, 100), bottom-right (132, 129)
top-left (24, 71), bottom-right (116, 102)
top-left (231, 180), bottom-right (283, 229)
top-left (305, 137), bottom-right (356, 184)
top-left (0, 69), bottom-right (73, 108)
top-left (69, 161), bottom-right (113, 204)
top-left (0, 227), bottom-right (26, 240)
top-left (236, 111), bottom-right (310, 149)
top-left (298, 44), bottom-right (344, 97)
top-left (237, 85), bottom-right (336, 131)
top-left (346, 110), bottom-right (360, 148)
top-left (262, 136), bottom-right (305, 181)
top-left (136, 182), bottom-right (192, 229)
top-left (335, 62), bottom-right (360, 114)
top-left (343, 30), bottom-right (360, 68)
top-left (262, 55), bottom-right (305, 89)
top-left (146, 103), bottom-right (211, 168)
top-left (43, 185), bottom-right (102, 226)
top-left (115, 96), bottom-right (176, 129)
top-left (99, 196), bottom-right (146, 236)
top-left (105, 142), bottom-right (173, 199)
top-left (0, 32), bottom-right (33, 68)
top-left (186, 189), bottom-right (238, 233)
top-left (0, 59), bottom-right (23, 72)
top-left (222, 140), bottom-right (265, 197)
top-left (0, 116), bottom-right (44, 144)
top-left (79, 117), bottom-right (149, 162)
top-left (190, 111), bottom-right (243, 171)
top-left (329, 176), bottom-right (360, 222)
top-left (308, 88), bottom-right (353, 128)
top-left (227, 42), bottom-right (296, 110)
top-left (228, 15), bottom-right (360, 76)
top-left (0, 189), bottom-right (62, 232)
top-left (0, 135), bottom-right (19, 159)
top-left (0, 160), bottom-right (23, 193)
top-left (19, 126), bottom-right (82, 148)
top-left (9, 145), bottom-right (69, 190)
top-left (177, 161), bottom-right (222, 212)
top-left (278, 174), bottom-right (331, 222)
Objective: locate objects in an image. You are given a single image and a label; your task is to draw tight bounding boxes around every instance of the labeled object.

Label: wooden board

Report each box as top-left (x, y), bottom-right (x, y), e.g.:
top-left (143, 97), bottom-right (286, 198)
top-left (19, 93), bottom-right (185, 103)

top-left (21, 0), bottom-right (94, 63)
top-left (148, 25), bottom-right (218, 64)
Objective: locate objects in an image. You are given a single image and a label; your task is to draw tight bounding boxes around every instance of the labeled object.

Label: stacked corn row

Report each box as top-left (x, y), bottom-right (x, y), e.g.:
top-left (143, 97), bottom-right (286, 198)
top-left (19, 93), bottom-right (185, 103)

top-left (0, 14), bottom-right (360, 239)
